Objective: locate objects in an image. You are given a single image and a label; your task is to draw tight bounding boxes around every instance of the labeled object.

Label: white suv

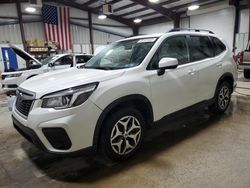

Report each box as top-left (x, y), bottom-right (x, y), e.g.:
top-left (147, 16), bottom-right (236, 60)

top-left (12, 29), bottom-right (237, 161)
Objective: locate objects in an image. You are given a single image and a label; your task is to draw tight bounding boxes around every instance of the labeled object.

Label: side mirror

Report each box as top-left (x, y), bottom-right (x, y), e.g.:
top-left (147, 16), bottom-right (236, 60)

top-left (29, 61), bottom-right (41, 69)
top-left (158, 58), bottom-right (178, 76)
top-left (48, 62), bottom-right (54, 67)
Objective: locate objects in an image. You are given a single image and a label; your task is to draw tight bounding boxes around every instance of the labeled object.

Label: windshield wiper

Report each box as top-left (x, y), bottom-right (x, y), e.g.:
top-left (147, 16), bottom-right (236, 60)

top-left (84, 66), bottom-right (118, 70)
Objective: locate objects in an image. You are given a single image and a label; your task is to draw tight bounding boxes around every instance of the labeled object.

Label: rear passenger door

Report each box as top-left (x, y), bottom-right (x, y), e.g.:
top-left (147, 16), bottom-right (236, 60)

top-left (188, 35), bottom-right (224, 101)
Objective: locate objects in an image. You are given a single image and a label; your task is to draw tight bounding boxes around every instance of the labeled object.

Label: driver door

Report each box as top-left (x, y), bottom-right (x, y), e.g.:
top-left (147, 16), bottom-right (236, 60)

top-left (53, 55), bottom-right (73, 70)
top-left (148, 36), bottom-right (198, 120)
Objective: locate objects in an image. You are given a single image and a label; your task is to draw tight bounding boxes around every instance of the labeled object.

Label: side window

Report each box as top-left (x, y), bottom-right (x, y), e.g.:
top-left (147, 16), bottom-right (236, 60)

top-left (76, 56), bottom-right (85, 64)
top-left (83, 55), bottom-right (92, 62)
top-left (189, 36), bottom-right (214, 62)
top-left (148, 36), bottom-right (189, 69)
top-left (212, 37), bottom-right (226, 55)
top-left (55, 56), bottom-right (73, 66)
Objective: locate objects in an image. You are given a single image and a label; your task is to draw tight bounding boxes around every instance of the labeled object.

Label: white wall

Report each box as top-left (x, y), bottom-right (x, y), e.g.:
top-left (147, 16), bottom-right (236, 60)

top-left (140, 7), bottom-right (236, 50)
top-left (236, 8), bottom-right (250, 51)
top-left (189, 7), bottom-right (235, 49)
top-left (139, 21), bottom-right (174, 34)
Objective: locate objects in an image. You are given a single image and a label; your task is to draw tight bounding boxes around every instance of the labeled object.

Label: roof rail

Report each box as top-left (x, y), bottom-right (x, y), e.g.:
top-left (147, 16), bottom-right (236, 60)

top-left (168, 28), bottom-right (214, 34)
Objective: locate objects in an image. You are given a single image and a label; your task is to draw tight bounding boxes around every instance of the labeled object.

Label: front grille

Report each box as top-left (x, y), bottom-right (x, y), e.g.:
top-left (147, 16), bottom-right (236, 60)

top-left (7, 84), bottom-right (18, 88)
top-left (15, 98), bottom-right (33, 117)
top-left (15, 89), bottom-right (35, 118)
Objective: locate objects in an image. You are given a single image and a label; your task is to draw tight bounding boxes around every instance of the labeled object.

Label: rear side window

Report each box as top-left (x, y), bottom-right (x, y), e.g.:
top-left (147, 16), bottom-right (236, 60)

top-left (189, 36), bottom-right (214, 62)
top-left (212, 37), bottom-right (226, 55)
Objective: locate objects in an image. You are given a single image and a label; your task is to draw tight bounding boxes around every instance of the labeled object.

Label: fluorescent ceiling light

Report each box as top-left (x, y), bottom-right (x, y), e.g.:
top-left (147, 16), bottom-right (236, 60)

top-left (25, 7), bottom-right (36, 13)
top-left (98, 14), bottom-right (107, 20)
top-left (149, 0), bottom-right (159, 3)
top-left (134, 18), bottom-right (142, 23)
top-left (188, 5), bottom-right (200, 11)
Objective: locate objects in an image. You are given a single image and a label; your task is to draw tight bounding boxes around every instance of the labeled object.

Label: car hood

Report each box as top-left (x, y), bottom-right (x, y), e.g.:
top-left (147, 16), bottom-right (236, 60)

top-left (19, 67), bottom-right (125, 98)
top-left (9, 44), bottom-right (41, 65)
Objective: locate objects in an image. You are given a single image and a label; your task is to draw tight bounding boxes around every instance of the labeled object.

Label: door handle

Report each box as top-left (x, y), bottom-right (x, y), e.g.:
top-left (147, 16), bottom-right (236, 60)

top-left (216, 63), bottom-right (222, 67)
top-left (188, 69), bottom-right (195, 75)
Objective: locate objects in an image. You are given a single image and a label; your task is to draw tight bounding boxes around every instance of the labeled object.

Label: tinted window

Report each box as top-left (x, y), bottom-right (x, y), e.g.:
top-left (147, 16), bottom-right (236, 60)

top-left (148, 36), bottom-right (189, 69)
top-left (83, 55), bottom-right (92, 62)
top-left (212, 37), bottom-right (226, 55)
top-left (54, 56), bottom-right (73, 66)
top-left (189, 36), bottom-right (214, 62)
top-left (76, 56), bottom-right (85, 64)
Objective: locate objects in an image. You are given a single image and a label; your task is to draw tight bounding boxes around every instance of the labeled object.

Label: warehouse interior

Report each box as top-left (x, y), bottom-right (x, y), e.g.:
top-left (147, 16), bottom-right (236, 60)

top-left (0, 0), bottom-right (250, 187)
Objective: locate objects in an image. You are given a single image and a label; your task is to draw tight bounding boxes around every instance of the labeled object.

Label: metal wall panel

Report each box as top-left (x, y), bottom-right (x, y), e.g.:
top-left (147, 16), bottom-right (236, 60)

top-left (23, 22), bottom-right (45, 40)
top-left (0, 24), bottom-right (22, 43)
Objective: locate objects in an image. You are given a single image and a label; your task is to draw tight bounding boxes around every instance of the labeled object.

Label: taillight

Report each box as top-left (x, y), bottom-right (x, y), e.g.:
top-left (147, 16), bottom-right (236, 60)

top-left (239, 51), bottom-right (244, 65)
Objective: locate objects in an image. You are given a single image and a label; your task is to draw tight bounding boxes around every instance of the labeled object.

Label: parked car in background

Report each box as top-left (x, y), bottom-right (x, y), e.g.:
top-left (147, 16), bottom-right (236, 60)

top-left (12, 29), bottom-right (237, 161)
top-left (237, 41), bottom-right (250, 78)
top-left (1, 45), bottom-right (93, 94)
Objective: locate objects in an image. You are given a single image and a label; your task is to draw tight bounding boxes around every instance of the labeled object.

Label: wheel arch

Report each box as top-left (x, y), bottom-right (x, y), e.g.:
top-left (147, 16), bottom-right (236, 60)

top-left (214, 72), bottom-right (234, 96)
top-left (92, 94), bottom-right (154, 151)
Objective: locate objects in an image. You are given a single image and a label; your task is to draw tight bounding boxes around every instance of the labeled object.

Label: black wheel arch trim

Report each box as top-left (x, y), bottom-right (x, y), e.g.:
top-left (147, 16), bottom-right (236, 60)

top-left (214, 72), bottom-right (234, 96)
top-left (92, 94), bottom-right (154, 151)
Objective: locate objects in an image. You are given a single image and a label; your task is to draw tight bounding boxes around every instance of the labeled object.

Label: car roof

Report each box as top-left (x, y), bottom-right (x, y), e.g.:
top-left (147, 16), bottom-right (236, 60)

top-left (53, 53), bottom-right (93, 57)
top-left (119, 30), bottom-right (219, 42)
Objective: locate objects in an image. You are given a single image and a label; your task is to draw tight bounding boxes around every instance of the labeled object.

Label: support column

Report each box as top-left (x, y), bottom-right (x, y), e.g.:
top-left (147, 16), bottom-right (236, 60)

top-left (88, 11), bottom-right (94, 54)
top-left (133, 26), bottom-right (139, 36)
top-left (233, 0), bottom-right (240, 50)
top-left (174, 14), bottom-right (180, 28)
top-left (16, 2), bottom-right (27, 52)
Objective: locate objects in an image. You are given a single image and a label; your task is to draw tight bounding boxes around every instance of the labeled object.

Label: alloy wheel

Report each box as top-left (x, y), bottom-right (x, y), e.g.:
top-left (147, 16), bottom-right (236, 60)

top-left (218, 85), bottom-right (230, 110)
top-left (110, 116), bottom-right (141, 155)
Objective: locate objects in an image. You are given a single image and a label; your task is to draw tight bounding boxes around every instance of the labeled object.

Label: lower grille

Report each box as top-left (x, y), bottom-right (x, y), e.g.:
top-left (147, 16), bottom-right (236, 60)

top-left (42, 128), bottom-right (72, 150)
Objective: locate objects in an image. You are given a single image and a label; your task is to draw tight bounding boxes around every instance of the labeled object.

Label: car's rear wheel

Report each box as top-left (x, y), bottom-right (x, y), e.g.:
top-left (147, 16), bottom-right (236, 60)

top-left (210, 82), bottom-right (231, 113)
top-left (244, 69), bottom-right (250, 79)
top-left (100, 108), bottom-right (145, 161)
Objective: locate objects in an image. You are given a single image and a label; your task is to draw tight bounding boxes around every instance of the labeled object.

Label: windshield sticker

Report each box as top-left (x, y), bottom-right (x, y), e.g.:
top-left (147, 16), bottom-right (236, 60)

top-left (138, 38), bottom-right (156, 43)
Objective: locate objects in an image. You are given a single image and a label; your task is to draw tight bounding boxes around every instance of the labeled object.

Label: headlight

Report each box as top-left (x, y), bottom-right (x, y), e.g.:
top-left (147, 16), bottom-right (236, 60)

top-left (6, 73), bottom-right (22, 78)
top-left (41, 82), bottom-right (98, 109)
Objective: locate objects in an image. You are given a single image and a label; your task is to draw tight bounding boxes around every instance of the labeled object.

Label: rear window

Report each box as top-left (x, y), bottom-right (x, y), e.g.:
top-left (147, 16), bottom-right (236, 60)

top-left (189, 36), bottom-right (214, 62)
top-left (212, 37), bottom-right (226, 55)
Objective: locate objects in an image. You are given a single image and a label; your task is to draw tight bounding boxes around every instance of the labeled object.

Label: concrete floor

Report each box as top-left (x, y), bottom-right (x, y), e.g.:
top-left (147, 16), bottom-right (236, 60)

top-left (1, 74), bottom-right (250, 188)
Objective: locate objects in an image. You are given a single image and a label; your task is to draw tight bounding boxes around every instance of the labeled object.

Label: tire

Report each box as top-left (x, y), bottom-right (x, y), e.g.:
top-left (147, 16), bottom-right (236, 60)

top-left (210, 82), bottom-right (232, 114)
top-left (244, 69), bottom-right (250, 79)
top-left (100, 107), bottom-right (145, 161)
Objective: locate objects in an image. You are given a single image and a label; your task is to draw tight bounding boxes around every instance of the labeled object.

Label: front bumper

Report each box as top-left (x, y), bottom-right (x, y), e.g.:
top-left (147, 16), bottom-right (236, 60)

top-left (12, 99), bottom-right (102, 153)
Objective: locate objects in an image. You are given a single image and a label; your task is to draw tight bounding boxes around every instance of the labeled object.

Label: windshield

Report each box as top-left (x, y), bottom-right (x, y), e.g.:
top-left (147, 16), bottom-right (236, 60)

top-left (41, 56), bottom-right (60, 65)
top-left (84, 38), bottom-right (157, 70)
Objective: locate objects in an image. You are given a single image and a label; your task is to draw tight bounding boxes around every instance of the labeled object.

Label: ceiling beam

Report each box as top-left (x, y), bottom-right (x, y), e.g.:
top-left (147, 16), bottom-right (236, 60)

top-left (93, 0), bottom-right (123, 11)
top-left (129, 0), bottom-right (176, 20)
top-left (113, 2), bottom-right (137, 12)
top-left (57, 0), bottom-right (133, 27)
top-left (140, 0), bottom-right (222, 26)
top-left (82, 0), bottom-right (99, 6)
top-left (134, 0), bottom-right (213, 19)
top-left (118, 0), bottom-right (180, 18)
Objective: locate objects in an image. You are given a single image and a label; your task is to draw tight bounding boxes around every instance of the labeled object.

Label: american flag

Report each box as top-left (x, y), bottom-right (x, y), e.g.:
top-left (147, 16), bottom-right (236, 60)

top-left (42, 4), bottom-right (72, 51)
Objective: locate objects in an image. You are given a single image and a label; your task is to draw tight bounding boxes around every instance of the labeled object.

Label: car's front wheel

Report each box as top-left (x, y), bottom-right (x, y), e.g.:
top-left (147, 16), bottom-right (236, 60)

top-left (100, 108), bottom-right (145, 161)
top-left (210, 82), bottom-right (231, 113)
